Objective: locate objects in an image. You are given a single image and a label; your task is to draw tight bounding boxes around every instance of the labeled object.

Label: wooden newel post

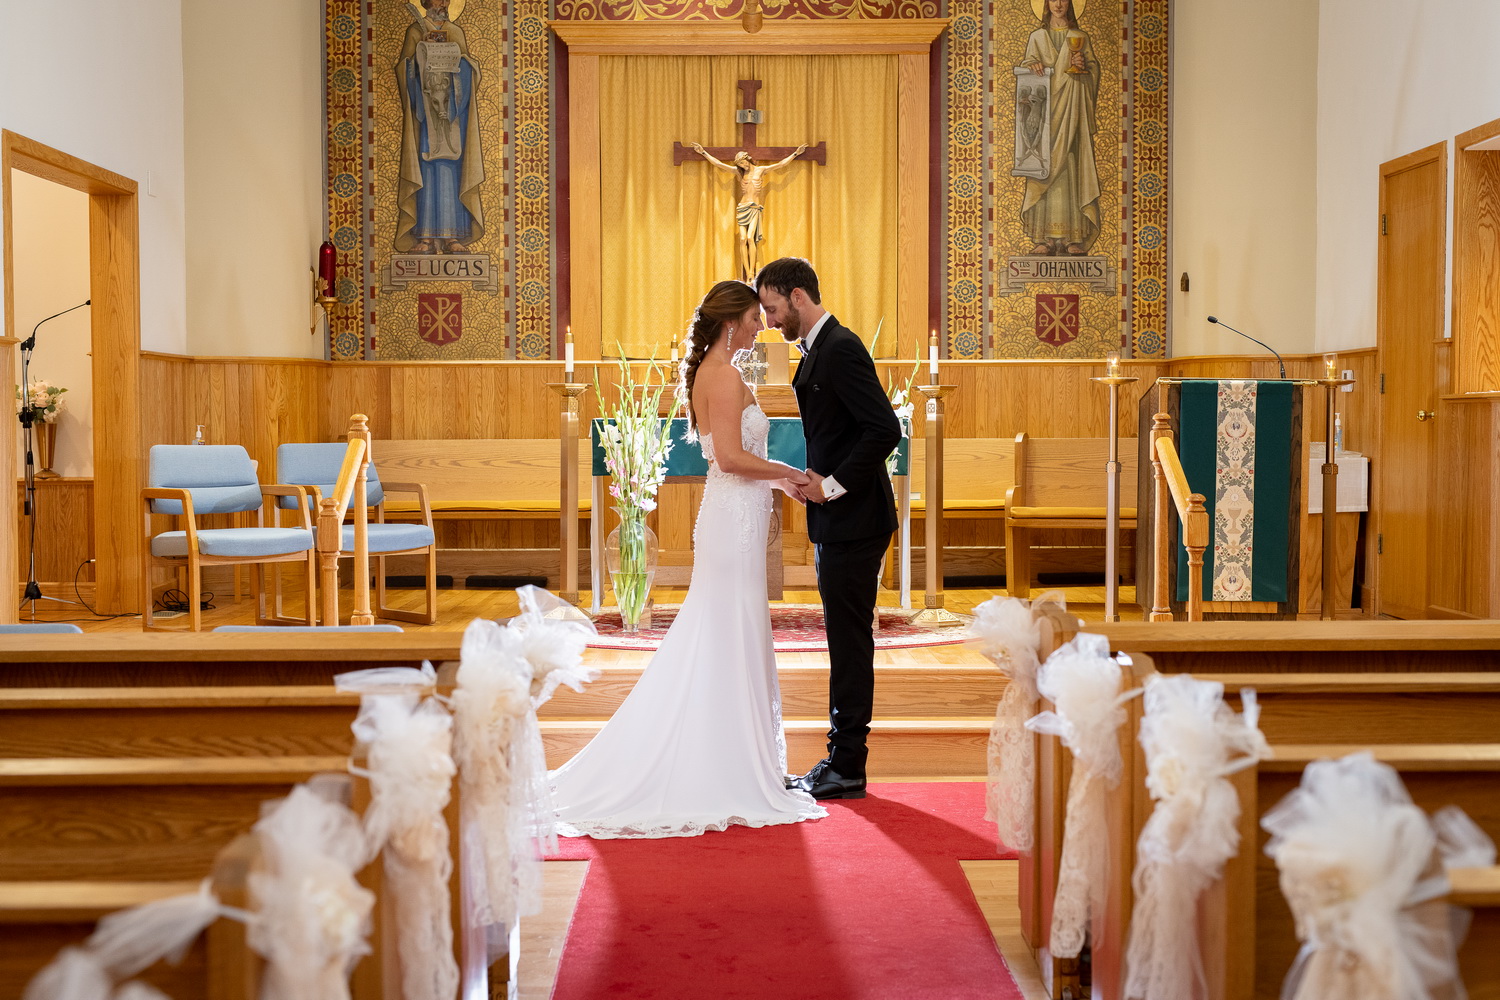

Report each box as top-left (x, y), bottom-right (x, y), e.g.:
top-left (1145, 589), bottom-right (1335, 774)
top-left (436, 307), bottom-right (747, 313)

top-left (1183, 492), bottom-right (1208, 623)
top-left (1149, 409), bottom-right (1174, 622)
top-left (348, 414), bottom-right (374, 626)
top-left (548, 382), bottom-right (592, 611)
top-left (317, 496), bottom-right (343, 628)
top-left (912, 384), bottom-right (963, 627)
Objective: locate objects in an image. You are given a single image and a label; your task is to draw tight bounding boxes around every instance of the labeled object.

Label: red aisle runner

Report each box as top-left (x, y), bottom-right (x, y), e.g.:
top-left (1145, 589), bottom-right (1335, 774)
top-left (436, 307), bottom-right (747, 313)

top-left (546, 781), bottom-right (1022, 1000)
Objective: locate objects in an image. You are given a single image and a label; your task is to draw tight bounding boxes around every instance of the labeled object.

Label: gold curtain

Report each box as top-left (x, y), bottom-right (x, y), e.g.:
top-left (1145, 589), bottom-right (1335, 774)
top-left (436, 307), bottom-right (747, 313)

top-left (600, 55), bottom-right (898, 359)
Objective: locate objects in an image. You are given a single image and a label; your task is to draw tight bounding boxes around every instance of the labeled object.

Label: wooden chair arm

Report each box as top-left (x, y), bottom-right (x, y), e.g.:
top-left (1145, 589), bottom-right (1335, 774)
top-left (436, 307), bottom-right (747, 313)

top-left (1003, 485), bottom-right (1020, 517)
top-left (375, 481), bottom-right (434, 527)
top-left (142, 488), bottom-right (198, 553)
top-left (261, 484), bottom-right (313, 531)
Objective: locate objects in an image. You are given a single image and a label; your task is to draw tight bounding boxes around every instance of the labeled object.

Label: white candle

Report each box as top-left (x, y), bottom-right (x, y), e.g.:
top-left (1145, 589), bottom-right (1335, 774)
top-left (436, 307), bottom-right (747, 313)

top-left (671, 346), bottom-right (679, 366)
top-left (928, 330), bottom-right (939, 378)
top-left (565, 325), bottom-right (574, 378)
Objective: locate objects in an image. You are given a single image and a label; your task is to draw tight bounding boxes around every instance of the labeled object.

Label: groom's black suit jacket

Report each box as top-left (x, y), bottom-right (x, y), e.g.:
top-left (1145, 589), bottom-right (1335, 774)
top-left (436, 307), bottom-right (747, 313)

top-left (792, 316), bottom-right (902, 545)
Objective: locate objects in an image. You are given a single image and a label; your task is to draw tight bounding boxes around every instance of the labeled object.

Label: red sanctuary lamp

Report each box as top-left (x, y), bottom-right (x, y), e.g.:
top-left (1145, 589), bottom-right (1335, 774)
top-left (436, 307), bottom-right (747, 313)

top-left (316, 240), bottom-right (338, 307)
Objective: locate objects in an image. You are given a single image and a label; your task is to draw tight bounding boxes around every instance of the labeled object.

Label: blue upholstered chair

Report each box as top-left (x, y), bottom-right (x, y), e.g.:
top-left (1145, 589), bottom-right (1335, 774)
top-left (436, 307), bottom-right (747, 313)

top-left (213, 624), bottom-right (403, 632)
top-left (142, 445), bottom-right (316, 632)
top-left (277, 442), bottom-right (438, 625)
top-left (0, 623), bottom-right (84, 634)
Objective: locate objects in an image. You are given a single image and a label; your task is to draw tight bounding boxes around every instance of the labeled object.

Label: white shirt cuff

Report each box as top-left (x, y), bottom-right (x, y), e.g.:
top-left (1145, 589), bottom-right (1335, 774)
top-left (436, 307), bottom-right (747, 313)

top-left (821, 475), bottom-right (847, 501)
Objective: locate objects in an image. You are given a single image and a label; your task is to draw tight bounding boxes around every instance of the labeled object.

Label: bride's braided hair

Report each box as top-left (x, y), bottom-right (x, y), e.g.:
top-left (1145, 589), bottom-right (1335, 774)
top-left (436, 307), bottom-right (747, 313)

top-left (678, 279), bottom-right (759, 441)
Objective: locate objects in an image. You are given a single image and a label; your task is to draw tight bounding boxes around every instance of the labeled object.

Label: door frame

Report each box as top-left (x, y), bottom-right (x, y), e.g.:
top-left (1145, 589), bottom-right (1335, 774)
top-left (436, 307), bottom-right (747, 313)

top-left (3, 130), bottom-right (142, 620)
top-left (1373, 140), bottom-right (1446, 619)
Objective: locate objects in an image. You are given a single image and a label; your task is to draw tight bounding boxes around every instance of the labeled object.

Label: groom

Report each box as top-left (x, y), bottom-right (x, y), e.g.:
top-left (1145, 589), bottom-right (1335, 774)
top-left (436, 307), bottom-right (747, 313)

top-left (756, 258), bottom-right (901, 801)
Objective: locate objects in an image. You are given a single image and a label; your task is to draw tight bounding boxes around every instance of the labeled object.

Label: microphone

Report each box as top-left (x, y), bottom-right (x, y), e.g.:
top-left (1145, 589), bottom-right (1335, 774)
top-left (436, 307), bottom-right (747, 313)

top-left (21, 299), bottom-right (90, 352)
top-left (1207, 315), bottom-right (1285, 379)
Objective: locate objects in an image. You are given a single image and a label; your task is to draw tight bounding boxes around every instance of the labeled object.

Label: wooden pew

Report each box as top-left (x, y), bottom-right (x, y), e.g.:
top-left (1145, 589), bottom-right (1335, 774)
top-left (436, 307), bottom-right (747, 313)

top-left (1050, 652), bottom-right (1500, 1000)
top-left (0, 879), bottom-right (209, 998)
top-left (0, 756), bottom-right (344, 882)
top-left (904, 436), bottom-right (1016, 579)
top-left (1450, 866), bottom-right (1500, 1000)
top-left (1005, 433), bottom-right (1138, 598)
top-left (374, 438), bottom-right (594, 585)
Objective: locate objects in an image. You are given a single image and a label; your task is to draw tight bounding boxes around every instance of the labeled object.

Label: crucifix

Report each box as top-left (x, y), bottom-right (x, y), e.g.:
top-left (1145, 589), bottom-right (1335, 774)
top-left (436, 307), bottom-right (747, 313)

top-left (675, 80), bottom-right (827, 282)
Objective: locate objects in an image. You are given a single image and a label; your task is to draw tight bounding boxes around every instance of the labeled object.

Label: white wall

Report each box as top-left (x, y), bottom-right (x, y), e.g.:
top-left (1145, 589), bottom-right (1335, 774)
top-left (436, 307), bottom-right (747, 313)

top-left (0, 0), bottom-right (187, 355)
top-left (1316, 0), bottom-right (1500, 351)
top-left (10, 171), bottom-right (93, 477)
top-left (182, 1), bottom-right (325, 359)
top-left (1169, 0), bottom-right (1320, 358)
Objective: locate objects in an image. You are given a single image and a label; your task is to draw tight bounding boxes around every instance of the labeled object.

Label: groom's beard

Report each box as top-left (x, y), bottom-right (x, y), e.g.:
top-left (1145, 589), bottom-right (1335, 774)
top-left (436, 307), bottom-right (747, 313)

top-left (778, 310), bottom-right (802, 343)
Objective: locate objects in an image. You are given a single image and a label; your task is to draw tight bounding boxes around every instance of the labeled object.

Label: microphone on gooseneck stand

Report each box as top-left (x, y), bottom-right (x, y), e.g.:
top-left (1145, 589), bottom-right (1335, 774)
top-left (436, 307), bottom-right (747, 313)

top-left (1207, 315), bottom-right (1286, 380)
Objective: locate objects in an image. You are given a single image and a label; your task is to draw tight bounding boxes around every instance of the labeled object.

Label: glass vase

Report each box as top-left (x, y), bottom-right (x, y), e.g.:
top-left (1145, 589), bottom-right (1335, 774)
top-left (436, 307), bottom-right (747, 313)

top-left (606, 505), bottom-right (658, 632)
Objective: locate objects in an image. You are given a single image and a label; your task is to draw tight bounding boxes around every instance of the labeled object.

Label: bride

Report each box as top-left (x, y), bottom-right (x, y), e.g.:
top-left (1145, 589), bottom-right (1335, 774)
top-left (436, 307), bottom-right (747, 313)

top-left (550, 280), bottom-right (827, 838)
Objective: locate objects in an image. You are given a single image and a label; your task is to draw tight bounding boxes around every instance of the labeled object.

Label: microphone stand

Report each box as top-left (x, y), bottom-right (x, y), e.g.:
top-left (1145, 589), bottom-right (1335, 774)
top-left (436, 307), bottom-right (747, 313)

top-left (17, 300), bottom-right (90, 617)
top-left (1206, 315), bottom-right (1286, 379)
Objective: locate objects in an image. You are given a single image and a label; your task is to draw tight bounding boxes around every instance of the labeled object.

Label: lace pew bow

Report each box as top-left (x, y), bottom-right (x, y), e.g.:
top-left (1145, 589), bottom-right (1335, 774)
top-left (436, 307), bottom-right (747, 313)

top-left (1124, 674), bottom-right (1269, 1000)
top-left (1263, 752), bottom-right (1472, 1000)
top-left (970, 591), bottom-right (1067, 853)
top-left (452, 587), bottom-right (598, 930)
top-left (336, 665), bottom-right (459, 1000)
top-left (1025, 631), bottom-right (1139, 960)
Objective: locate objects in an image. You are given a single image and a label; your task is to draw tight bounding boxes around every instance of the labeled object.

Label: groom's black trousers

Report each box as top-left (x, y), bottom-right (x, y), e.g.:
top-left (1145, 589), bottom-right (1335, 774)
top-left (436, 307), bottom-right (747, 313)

top-left (815, 529), bottom-right (892, 779)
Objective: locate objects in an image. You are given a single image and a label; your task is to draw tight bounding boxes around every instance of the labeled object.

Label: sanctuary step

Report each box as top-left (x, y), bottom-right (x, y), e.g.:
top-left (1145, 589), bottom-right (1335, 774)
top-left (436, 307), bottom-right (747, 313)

top-left (540, 718), bottom-right (993, 778)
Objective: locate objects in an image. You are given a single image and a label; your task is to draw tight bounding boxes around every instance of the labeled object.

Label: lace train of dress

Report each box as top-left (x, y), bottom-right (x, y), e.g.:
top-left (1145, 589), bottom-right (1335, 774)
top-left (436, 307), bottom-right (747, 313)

top-left (550, 404), bottom-right (826, 838)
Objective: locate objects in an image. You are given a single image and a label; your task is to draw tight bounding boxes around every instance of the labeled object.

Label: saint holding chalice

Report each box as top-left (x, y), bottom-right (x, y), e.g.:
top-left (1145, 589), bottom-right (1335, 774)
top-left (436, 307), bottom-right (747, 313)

top-left (1019, 0), bottom-right (1101, 257)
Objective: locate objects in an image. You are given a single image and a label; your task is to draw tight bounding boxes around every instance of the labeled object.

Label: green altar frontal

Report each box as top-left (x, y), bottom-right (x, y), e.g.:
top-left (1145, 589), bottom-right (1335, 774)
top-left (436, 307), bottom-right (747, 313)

top-left (590, 418), bottom-right (908, 477)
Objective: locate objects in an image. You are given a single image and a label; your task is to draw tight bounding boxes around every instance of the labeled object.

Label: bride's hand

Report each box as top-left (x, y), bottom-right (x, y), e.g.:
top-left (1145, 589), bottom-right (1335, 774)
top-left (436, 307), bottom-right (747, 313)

top-left (785, 469), bottom-right (811, 488)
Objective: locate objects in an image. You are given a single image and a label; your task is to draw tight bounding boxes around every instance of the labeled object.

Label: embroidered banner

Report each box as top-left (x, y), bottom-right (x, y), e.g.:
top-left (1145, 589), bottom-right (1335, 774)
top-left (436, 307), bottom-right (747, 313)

top-left (1176, 380), bottom-right (1293, 602)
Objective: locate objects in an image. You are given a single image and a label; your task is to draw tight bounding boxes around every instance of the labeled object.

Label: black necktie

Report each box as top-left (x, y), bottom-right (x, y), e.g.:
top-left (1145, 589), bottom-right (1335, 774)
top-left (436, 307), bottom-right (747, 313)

top-left (797, 339), bottom-right (809, 355)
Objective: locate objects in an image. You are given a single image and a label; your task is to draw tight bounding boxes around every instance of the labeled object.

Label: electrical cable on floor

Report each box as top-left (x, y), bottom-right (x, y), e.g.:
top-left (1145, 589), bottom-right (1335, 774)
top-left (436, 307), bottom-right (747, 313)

top-left (72, 558), bottom-right (140, 619)
top-left (154, 588), bottom-right (216, 614)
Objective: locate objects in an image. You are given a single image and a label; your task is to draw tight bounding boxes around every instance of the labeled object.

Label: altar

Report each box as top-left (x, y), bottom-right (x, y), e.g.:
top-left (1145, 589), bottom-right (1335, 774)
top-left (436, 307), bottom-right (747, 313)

top-left (586, 416), bottom-right (912, 613)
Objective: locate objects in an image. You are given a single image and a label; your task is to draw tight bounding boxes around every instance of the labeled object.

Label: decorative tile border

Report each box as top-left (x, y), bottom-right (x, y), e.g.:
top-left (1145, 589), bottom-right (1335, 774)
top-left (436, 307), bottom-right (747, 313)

top-left (325, 0), bottom-right (368, 360)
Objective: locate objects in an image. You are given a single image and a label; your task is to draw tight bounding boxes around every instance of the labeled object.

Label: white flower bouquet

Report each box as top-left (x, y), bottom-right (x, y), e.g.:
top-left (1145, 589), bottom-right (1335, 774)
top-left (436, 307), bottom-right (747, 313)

top-left (15, 379), bottom-right (67, 423)
top-left (595, 355), bottom-right (677, 628)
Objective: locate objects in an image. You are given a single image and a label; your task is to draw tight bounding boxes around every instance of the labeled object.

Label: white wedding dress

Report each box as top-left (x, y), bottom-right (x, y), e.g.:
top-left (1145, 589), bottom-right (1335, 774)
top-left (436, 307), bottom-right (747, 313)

top-left (550, 403), bottom-right (827, 838)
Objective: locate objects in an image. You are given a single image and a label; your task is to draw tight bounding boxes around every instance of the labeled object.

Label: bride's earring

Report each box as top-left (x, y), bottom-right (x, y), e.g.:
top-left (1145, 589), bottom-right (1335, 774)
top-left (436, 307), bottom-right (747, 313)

top-left (727, 327), bottom-right (736, 353)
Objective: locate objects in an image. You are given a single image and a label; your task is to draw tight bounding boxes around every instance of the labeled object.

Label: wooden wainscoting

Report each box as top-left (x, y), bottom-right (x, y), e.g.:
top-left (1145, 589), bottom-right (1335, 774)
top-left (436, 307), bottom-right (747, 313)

top-left (112, 351), bottom-right (1379, 601)
top-left (13, 478), bottom-right (94, 589)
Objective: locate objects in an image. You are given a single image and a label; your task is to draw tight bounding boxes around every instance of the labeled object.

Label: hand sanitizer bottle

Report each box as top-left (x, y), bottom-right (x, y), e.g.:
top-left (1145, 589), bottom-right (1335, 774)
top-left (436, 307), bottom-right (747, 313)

top-left (194, 424), bottom-right (206, 445)
top-left (1333, 414), bottom-right (1343, 457)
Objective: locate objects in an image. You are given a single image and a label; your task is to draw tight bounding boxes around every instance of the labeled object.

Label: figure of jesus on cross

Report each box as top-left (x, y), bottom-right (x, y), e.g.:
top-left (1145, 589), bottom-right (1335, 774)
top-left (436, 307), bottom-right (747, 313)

top-left (676, 80), bottom-right (826, 282)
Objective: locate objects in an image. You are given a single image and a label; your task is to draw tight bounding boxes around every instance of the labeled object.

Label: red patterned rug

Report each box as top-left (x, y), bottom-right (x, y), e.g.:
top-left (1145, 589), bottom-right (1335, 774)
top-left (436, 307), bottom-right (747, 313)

top-left (587, 603), bottom-right (970, 652)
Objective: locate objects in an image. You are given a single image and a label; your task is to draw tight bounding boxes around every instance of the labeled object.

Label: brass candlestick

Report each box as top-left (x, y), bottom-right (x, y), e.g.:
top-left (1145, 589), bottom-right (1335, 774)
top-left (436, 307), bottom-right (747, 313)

top-left (1315, 369), bottom-right (1354, 621)
top-left (910, 383), bottom-right (964, 627)
top-left (548, 382), bottom-right (594, 620)
top-left (1090, 356), bottom-right (1138, 622)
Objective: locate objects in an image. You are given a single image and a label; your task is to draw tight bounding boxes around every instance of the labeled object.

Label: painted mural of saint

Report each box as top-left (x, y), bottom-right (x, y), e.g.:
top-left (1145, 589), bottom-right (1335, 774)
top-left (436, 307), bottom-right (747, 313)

top-left (1021, 0), bottom-right (1100, 256)
top-left (395, 0), bottom-right (485, 254)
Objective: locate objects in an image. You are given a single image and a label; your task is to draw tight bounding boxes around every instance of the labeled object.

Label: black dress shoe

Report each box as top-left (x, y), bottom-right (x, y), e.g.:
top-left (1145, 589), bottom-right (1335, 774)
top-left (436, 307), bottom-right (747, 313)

top-left (789, 757), bottom-right (833, 792)
top-left (806, 766), bottom-right (866, 800)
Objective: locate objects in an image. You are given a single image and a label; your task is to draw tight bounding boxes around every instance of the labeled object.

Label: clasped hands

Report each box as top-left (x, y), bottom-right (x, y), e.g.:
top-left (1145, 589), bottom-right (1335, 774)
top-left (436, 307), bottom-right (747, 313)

top-left (780, 468), bottom-right (828, 505)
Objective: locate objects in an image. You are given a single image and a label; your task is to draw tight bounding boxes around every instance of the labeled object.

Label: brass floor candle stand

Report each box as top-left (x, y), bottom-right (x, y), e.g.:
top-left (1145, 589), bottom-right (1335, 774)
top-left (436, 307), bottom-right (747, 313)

top-left (911, 383), bottom-right (964, 627)
top-left (1316, 359), bottom-right (1354, 621)
top-left (1090, 357), bottom-right (1138, 622)
top-left (548, 382), bottom-right (593, 619)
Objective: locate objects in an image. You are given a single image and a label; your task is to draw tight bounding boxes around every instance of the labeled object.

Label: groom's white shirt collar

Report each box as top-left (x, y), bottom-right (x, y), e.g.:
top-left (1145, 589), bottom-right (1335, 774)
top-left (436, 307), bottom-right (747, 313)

top-left (802, 311), bottom-right (832, 351)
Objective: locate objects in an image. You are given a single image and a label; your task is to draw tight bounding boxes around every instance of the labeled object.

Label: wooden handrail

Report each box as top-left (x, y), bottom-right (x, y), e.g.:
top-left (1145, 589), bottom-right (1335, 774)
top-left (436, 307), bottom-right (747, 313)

top-left (317, 420), bottom-right (372, 627)
top-left (1146, 425), bottom-right (1206, 626)
top-left (1152, 435), bottom-right (1208, 622)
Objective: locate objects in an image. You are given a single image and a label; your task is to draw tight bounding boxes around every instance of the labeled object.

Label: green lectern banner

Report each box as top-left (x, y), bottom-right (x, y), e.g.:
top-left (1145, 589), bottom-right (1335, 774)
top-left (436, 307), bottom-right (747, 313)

top-left (1176, 380), bottom-right (1294, 603)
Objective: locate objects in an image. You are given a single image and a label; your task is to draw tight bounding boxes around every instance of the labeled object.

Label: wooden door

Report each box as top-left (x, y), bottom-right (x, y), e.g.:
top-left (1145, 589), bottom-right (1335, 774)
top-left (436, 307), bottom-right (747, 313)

top-left (1376, 143), bottom-right (1446, 619)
